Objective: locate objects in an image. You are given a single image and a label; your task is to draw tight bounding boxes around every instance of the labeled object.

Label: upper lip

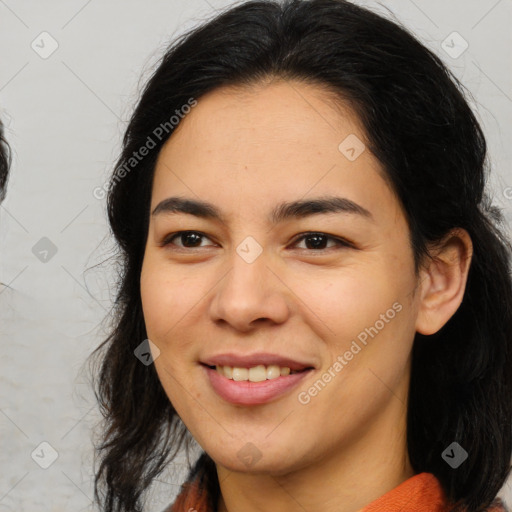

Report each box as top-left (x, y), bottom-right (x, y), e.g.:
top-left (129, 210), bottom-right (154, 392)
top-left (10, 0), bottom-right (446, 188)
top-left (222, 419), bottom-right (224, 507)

top-left (201, 352), bottom-right (315, 371)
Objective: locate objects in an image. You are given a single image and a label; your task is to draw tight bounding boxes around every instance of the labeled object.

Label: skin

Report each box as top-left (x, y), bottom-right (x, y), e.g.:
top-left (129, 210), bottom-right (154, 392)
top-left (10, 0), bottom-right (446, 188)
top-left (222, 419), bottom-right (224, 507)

top-left (140, 78), bottom-right (473, 512)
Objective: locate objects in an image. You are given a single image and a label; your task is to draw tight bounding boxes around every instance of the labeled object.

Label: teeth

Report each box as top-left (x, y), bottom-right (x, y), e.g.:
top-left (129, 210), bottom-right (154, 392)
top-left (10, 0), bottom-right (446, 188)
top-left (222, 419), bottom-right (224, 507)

top-left (223, 365), bottom-right (233, 379)
top-left (249, 365), bottom-right (267, 382)
top-left (214, 364), bottom-right (300, 382)
top-left (267, 365), bottom-right (281, 379)
top-left (232, 367), bottom-right (248, 381)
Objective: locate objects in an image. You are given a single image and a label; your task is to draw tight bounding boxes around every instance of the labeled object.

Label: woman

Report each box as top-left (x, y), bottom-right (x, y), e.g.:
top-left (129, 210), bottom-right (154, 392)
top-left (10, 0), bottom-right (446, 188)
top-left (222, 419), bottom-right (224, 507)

top-left (90, 1), bottom-right (512, 511)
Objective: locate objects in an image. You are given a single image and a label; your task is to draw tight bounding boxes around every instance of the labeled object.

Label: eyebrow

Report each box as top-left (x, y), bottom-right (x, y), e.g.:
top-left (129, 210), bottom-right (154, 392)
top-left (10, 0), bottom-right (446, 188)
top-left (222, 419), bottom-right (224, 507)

top-left (152, 195), bottom-right (374, 224)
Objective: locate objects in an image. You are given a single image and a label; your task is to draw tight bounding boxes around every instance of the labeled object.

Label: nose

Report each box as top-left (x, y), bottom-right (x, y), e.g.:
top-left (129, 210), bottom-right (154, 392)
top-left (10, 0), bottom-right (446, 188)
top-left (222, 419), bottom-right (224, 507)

top-left (209, 248), bottom-right (290, 332)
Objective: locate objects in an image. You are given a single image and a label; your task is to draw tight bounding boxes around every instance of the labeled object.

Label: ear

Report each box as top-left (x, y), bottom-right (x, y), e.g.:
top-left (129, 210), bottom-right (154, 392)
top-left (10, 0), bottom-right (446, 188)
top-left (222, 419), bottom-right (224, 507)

top-left (415, 228), bottom-right (473, 336)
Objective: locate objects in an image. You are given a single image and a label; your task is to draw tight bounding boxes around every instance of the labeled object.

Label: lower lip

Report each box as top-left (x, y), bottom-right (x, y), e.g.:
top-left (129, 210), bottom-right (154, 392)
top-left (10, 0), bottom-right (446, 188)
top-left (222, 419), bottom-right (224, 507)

top-left (203, 365), bottom-right (313, 405)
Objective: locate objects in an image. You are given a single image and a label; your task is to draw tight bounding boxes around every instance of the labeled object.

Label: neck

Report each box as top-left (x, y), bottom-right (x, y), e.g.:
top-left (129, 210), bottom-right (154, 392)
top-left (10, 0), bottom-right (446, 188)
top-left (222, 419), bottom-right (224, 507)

top-left (216, 394), bottom-right (414, 512)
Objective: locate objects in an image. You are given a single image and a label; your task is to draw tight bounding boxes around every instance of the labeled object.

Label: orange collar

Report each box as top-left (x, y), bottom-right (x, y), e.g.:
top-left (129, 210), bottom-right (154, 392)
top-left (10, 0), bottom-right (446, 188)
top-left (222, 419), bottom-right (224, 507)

top-left (359, 472), bottom-right (452, 512)
top-left (169, 471), bottom-right (507, 512)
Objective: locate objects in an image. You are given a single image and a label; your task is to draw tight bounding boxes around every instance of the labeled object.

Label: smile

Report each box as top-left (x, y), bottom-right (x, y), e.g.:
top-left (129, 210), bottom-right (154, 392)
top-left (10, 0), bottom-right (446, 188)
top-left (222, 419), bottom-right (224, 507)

top-left (202, 363), bottom-right (314, 405)
top-left (213, 364), bottom-right (302, 382)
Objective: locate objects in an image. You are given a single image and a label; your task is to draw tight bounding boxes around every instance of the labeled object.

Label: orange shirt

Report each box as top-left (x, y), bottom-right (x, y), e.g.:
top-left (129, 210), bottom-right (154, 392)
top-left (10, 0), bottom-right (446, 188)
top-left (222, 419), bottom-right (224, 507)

top-left (168, 471), bottom-right (508, 512)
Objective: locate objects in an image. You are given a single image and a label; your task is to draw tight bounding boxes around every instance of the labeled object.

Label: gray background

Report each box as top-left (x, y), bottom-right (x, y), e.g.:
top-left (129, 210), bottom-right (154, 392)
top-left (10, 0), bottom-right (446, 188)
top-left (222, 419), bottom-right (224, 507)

top-left (0, 0), bottom-right (511, 510)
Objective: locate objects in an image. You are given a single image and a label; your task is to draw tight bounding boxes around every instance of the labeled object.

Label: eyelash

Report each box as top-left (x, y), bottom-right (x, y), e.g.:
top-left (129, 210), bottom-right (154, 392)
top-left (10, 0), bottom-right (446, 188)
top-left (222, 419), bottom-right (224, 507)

top-left (160, 231), bottom-right (354, 252)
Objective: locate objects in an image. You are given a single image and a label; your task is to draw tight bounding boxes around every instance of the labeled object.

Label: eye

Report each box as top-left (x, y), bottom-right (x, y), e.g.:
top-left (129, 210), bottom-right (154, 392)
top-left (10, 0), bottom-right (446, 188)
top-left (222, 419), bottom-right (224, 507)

top-left (160, 231), bottom-right (353, 251)
top-left (290, 232), bottom-right (353, 251)
top-left (161, 231), bottom-right (216, 249)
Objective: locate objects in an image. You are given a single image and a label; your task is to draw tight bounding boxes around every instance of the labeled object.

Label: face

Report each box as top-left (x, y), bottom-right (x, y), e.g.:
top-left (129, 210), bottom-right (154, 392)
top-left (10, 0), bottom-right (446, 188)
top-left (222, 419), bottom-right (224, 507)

top-left (140, 79), bottom-right (421, 476)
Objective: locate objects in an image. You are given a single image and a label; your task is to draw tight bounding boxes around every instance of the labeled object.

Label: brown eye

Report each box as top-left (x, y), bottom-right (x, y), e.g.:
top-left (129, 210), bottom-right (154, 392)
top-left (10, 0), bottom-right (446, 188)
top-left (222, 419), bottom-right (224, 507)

top-left (162, 231), bottom-right (214, 248)
top-left (292, 232), bottom-right (353, 251)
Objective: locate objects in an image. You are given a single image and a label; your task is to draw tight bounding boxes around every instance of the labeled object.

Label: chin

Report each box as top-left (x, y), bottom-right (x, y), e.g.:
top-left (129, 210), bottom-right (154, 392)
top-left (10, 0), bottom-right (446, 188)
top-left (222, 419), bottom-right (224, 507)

top-left (207, 441), bottom-right (308, 476)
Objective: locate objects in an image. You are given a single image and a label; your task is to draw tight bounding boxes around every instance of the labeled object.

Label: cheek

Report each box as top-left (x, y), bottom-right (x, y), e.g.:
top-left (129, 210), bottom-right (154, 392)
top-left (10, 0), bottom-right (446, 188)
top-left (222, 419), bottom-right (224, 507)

top-left (314, 254), bottom-right (416, 361)
top-left (299, 264), bottom-right (400, 337)
top-left (140, 260), bottom-right (205, 403)
top-left (140, 259), bottom-right (196, 342)
top-left (140, 262), bottom-right (166, 339)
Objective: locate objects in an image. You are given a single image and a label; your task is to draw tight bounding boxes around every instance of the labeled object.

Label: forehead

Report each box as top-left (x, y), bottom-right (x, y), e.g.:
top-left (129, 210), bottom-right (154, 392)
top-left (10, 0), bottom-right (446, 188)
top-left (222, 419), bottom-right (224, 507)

top-left (170, 78), bottom-right (365, 152)
top-left (150, 79), bottom-right (402, 227)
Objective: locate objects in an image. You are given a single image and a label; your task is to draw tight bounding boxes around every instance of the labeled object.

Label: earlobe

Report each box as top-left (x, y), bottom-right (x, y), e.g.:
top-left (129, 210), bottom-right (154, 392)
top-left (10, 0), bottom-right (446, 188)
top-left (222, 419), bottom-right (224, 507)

top-left (415, 228), bottom-right (473, 336)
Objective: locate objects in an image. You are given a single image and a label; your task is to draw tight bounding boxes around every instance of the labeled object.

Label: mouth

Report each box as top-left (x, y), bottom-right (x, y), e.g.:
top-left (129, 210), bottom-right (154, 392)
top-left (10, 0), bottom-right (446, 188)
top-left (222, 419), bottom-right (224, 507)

top-left (203, 363), bottom-right (312, 381)
top-left (200, 362), bottom-right (315, 406)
